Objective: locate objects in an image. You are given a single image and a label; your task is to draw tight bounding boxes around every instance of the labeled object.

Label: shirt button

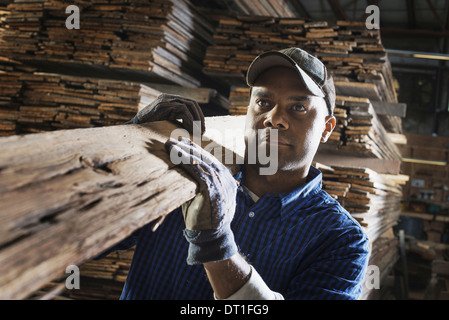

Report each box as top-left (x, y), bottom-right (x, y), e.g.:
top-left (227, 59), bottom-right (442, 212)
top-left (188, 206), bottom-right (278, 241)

top-left (249, 211), bottom-right (255, 218)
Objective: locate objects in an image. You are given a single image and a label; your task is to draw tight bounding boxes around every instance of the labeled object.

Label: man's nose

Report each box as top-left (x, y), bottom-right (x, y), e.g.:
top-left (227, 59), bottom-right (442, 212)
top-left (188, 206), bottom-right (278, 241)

top-left (263, 105), bottom-right (289, 130)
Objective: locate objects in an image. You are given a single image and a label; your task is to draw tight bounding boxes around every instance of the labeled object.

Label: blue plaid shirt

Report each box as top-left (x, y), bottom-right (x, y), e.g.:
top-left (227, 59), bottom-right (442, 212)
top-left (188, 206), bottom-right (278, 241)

top-left (102, 165), bottom-right (369, 300)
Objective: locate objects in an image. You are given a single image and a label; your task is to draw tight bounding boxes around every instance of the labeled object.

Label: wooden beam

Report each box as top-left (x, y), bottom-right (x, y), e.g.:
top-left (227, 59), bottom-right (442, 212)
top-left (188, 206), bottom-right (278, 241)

top-left (0, 116), bottom-right (245, 300)
top-left (143, 84), bottom-right (217, 104)
top-left (333, 81), bottom-right (382, 101)
top-left (315, 144), bottom-right (401, 175)
top-left (143, 83), bottom-right (230, 110)
top-left (371, 101), bottom-right (407, 118)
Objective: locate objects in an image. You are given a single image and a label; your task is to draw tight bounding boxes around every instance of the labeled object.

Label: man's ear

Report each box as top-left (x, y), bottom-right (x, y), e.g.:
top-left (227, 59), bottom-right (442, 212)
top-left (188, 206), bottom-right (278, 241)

top-left (321, 115), bottom-right (336, 143)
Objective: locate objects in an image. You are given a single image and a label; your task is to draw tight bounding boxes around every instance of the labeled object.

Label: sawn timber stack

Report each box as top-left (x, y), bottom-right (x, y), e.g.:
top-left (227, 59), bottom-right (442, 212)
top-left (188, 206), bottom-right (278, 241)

top-left (204, 16), bottom-right (397, 106)
top-left (1, 0), bottom-right (214, 87)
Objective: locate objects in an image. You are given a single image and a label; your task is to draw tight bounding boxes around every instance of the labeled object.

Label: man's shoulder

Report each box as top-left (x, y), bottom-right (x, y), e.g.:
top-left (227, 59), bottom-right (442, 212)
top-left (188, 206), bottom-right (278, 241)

top-left (305, 190), bottom-right (370, 254)
top-left (308, 189), bottom-right (368, 237)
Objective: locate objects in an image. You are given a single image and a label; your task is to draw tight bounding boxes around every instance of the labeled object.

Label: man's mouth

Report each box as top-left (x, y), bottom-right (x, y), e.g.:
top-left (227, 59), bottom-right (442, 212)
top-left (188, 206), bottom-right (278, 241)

top-left (261, 131), bottom-right (291, 146)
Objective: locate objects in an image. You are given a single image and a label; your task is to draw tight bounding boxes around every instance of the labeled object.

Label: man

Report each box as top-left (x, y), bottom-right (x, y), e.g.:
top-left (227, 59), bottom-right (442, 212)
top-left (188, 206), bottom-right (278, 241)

top-left (101, 47), bottom-right (370, 300)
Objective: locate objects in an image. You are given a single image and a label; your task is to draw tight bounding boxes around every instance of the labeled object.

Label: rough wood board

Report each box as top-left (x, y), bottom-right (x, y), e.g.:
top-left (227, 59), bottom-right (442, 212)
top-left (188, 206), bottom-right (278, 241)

top-left (0, 115), bottom-right (246, 299)
top-left (334, 81), bottom-right (382, 101)
top-left (371, 101), bottom-right (407, 118)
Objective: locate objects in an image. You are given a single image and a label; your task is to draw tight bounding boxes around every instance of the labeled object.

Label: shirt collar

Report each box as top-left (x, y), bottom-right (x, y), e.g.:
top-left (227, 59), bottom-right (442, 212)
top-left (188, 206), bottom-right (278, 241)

top-left (234, 165), bottom-right (323, 217)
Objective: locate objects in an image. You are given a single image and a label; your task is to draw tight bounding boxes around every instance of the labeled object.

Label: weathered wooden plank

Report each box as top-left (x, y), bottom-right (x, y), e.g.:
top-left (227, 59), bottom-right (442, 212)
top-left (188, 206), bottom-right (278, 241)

top-left (371, 101), bottom-right (406, 120)
top-left (0, 115), bottom-right (246, 300)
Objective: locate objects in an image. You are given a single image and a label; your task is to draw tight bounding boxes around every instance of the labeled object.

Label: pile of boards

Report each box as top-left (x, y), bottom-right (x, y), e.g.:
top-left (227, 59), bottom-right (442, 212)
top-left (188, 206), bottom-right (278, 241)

top-left (316, 163), bottom-right (405, 242)
top-left (0, 57), bottom-right (162, 135)
top-left (0, 1), bottom-right (230, 137)
top-left (359, 230), bottom-right (400, 300)
top-left (1, 0), bottom-right (214, 87)
top-left (26, 248), bottom-right (134, 300)
top-left (0, 56), bottom-right (229, 136)
top-left (317, 162), bottom-right (406, 299)
top-left (332, 95), bottom-right (401, 160)
top-left (66, 248), bottom-right (134, 300)
top-left (204, 16), bottom-right (397, 103)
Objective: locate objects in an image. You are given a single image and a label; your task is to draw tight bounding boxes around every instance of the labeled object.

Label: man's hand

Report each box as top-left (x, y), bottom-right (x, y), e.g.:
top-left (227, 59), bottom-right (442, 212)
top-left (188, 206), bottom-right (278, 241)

top-left (165, 137), bottom-right (238, 265)
top-left (126, 93), bottom-right (205, 135)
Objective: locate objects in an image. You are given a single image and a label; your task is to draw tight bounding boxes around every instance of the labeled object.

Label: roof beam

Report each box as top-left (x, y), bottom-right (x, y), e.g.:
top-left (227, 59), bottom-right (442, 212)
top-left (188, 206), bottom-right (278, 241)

top-left (328, 0), bottom-right (348, 21)
top-left (425, 0), bottom-right (446, 31)
top-left (290, 0), bottom-right (311, 19)
top-left (406, 0), bottom-right (416, 29)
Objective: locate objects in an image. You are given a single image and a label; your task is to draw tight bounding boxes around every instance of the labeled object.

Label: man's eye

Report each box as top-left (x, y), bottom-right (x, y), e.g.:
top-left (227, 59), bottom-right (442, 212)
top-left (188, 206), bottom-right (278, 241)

top-left (292, 104), bottom-right (306, 111)
top-left (257, 99), bottom-right (270, 108)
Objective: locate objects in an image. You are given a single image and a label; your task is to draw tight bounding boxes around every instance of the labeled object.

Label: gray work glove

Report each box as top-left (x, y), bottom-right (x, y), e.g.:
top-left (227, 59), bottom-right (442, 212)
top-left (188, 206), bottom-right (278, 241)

top-left (165, 137), bottom-right (239, 265)
top-left (125, 93), bottom-right (205, 135)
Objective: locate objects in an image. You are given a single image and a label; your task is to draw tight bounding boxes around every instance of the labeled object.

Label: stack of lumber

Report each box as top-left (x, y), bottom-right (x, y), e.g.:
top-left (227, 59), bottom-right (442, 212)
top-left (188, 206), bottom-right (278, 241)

top-left (316, 161), bottom-right (406, 300)
top-left (0, 1), bottom-right (233, 137)
top-left (316, 162), bottom-right (406, 242)
top-left (0, 56), bottom-right (230, 136)
top-left (65, 248), bottom-right (135, 300)
top-left (0, 0), bottom-right (214, 87)
top-left (334, 95), bottom-right (401, 159)
top-left (228, 86), bottom-right (250, 116)
top-left (0, 1), bottom-right (9, 31)
top-left (25, 247), bottom-right (135, 300)
top-left (360, 230), bottom-right (400, 300)
top-left (203, 16), bottom-right (311, 78)
top-left (203, 17), bottom-right (397, 104)
top-left (77, 249), bottom-right (133, 284)
top-left (0, 57), bottom-right (158, 135)
top-left (0, 57), bottom-right (23, 136)
top-left (0, 1), bottom-right (16, 136)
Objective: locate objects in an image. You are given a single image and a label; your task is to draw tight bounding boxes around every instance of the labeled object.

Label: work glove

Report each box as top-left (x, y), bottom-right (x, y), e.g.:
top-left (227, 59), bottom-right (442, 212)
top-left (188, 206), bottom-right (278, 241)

top-left (165, 137), bottom-right (239, 265)
top-left (125, 93), bottom-right (205, 135)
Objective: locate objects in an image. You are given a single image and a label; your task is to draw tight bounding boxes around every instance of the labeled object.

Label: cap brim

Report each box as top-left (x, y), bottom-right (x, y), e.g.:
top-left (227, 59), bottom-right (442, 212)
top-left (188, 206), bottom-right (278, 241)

top-left (246, 52), bottom-right (325, 98)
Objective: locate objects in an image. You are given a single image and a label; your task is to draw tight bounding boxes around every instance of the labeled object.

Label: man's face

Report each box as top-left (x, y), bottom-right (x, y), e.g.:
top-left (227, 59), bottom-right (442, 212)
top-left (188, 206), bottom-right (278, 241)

top-left (244, 66), bottom-right (335, 172)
